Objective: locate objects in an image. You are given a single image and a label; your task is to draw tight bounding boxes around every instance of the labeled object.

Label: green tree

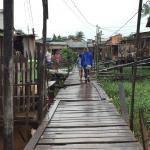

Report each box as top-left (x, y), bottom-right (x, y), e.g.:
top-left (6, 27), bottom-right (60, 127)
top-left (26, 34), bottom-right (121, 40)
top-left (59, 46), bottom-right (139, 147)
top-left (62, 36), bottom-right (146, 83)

top-left (142, 2), bottom-right (150, 27)
top-left (122, 33), bottom-right (134, 41)
top-left (60, 48), bottom-right (77, 63)
top-left (52, 34), bottom-right (57, 41)
top-left (76, 31), bottom-right (84, 41)
top-left (68, 35), bottom-right (76, 40)
top-left (142, 2), bottom-right (150, 17)
top-left (57, 35), bottom-right (62, 41)
top-left (52, 34), bottom-right (64, 42)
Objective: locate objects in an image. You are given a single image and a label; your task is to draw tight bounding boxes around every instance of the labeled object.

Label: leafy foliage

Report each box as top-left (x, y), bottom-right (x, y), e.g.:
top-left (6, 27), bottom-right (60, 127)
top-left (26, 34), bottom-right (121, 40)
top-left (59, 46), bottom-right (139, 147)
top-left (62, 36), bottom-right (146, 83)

top-left (98, 68), bottom-right (150, 140)
top-left (52, 34), bottom-right (64, 42)
top-left (60, 48), bottom-right (78, 63)
top-left (68, 35), bottom-right (76, 40)
top-left (122, 34), bottom-right (135, 41)
top-left (68, 31), bottom-right (85, 41)
top-left (142, 2), bottom-right (150, 17)
top-left (76, 31), bottom-right (85, 41)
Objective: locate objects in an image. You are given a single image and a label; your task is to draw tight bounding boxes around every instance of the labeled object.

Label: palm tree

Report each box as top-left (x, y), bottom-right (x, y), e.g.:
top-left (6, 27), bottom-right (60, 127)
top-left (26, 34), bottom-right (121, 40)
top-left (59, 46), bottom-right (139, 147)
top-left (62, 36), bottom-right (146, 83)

top-left (52, 34), bottom-right (57, 41)
top-left (75, 31), bottom-right (84, 41)
top-left (68, 35), bottom-right (76, 40)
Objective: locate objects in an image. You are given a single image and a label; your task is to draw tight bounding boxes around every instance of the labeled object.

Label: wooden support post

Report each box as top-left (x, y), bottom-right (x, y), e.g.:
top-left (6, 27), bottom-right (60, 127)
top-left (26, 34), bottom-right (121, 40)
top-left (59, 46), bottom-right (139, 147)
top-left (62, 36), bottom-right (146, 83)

top-left (67, 51), bottom-right (70, 75)
top-left (38, 0), bottom-right (48, 122)
top-left (96, 25), bottom-right (100, 77)
top-left (139, 109), bottom-right (149, 150)
top-left (130, 0), bottom-right (143, 131)
top-left (3, 0), bottom-right (14, 149)
top-left (118, 83), bottom-right (129, 124)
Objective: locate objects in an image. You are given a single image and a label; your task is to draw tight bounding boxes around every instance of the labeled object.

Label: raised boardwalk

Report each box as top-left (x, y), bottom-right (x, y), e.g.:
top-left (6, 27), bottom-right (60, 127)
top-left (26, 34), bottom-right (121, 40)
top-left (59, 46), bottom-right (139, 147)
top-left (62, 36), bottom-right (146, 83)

top-left (24, 67), bottom-right (143, 150)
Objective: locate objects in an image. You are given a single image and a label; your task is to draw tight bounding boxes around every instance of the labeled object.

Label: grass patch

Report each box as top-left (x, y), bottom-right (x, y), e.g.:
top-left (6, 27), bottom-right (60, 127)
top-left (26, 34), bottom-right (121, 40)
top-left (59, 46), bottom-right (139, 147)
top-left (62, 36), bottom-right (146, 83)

top-left (97, 68), bottom-right (150, 140)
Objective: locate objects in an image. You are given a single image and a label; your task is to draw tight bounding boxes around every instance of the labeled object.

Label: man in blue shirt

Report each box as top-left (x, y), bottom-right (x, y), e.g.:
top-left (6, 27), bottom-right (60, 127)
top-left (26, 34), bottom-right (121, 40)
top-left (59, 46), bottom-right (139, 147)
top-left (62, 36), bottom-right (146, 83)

top-left (81, 48), bottom-right (93, 83)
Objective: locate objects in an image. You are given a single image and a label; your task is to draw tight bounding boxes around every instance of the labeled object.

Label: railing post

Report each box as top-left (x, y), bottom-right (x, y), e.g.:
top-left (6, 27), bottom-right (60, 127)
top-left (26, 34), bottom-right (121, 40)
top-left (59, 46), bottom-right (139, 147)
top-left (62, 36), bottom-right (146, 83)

top-left (139, 109), bottom-right (149, 150)
top-left (118, 83), bottom-right (129, 124)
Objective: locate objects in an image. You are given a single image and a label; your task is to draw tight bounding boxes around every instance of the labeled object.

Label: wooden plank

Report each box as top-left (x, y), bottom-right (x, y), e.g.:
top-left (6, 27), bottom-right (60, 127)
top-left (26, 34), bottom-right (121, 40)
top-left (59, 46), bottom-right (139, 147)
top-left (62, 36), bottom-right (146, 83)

top-left (45, 126), bottom-right (130, 132)
top-left (56, 107), bottom-right (116, 110)
top-left (55, 109), bottom-right (117, 113)
top-left (43, 128), bottom-right (137, 134)
top-left (50, 119), bottom-right (126, 124)
top-left (35, 142), bottom-right (143, 150)
top-left (48, 81), bottom-right (56, 87)
top-left (48, 122), bottom-right (127, 127)
top-left (43, 129), bottom-right (132, 135)
top-left (38, 136), bottom-right (137, 144)
top-left (55, 109), bottom-right (116, 113)
top-left (52, 114), bottom-right (121, 120)
top-left (52, 112), bottom-right (120, 118)
top-left (41, 133), bottom-right (136, 140)
top-left (45, 124), bottom-right (131, 132)
top-left (54, 98), bottom-right (100, 101)
top-left (51, 116), bottom-right (123, 122)
top-left (92, 81), bottom-right (110, 100)
top-left (58, 101), bottom-right (113, 105)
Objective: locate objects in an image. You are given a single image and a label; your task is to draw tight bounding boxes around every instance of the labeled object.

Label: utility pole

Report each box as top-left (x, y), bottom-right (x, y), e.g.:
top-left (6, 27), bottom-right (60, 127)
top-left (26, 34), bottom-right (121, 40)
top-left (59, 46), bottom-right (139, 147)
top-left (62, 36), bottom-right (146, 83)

top-left (3, 0), bottom-right (14, 149)
top-left (38, 0), bottom-right (48, 121)
top-left (96, 25), bottom-right (101, 77)
top-left (99, 30), bottom-right (102, 61)
top-left (130, 0), bottom-right (143, 131)
top-left (96, 25), bottom-right (99, 75)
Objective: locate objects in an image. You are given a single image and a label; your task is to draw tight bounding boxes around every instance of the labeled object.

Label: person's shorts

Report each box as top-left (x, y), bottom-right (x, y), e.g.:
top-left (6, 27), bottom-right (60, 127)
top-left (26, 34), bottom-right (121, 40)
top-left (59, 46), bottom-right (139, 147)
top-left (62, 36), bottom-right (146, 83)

top-left (47, 61), bottom-right (53, 65)
top-left (86, 65), bottom-right (91, 69)
top-left (78, 65), bottom-right (82, 69)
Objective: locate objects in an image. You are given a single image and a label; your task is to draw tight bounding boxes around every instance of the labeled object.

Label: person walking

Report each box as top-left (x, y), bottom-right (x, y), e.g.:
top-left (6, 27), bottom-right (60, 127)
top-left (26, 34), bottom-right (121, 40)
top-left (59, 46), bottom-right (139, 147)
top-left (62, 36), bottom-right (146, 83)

top-left (81, 48), bottom-right (93, 83)
top-left (45, 48), bottom-right (52, 68)
top-left (52, 50), bottom-right (61, 72)
top-left (76, 53), bottom-right (83, 81)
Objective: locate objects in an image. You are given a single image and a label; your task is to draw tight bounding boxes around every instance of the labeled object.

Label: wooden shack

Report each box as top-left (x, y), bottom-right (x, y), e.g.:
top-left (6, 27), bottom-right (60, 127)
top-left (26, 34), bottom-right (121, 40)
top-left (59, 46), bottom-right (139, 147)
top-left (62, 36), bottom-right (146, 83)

top-left (101, 34), bottom-right (122, 61)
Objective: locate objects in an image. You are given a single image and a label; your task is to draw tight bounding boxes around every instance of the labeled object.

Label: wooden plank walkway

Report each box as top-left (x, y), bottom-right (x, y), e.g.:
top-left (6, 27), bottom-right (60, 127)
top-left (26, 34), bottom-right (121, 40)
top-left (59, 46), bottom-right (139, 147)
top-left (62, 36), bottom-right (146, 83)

top-left (24, 67), bottom-right (143, 150)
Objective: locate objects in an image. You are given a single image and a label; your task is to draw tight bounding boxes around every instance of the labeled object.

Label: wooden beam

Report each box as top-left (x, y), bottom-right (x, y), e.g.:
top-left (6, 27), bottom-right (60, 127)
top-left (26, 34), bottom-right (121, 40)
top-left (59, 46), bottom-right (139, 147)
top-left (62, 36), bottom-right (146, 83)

top-left (118, 83), bottom-right (129, 124)
top-left (38, 0), bottom-right (48, 122)
top-left (99, 57), bottom-right (150, 72)
top-left (139, 109), bottom-right (149, 150)
top-left (130, 0), bottom-right (143, 131)
top-left (3, 0), bottom-right (14, 149)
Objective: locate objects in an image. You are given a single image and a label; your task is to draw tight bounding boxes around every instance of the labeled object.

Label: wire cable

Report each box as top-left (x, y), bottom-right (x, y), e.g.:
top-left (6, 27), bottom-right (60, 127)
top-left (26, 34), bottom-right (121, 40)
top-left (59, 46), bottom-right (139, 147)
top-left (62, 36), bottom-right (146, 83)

top-left (24, 0), bottom-right (30, 33)
top-left (69, 0), bottom-right (96, 27)
top-left (28, 0), bottom-right (34, 28)
top-left (110, 12), bottom-right (138, 36)
top-left (109, 0), bottom-right (150, 36)
top-left (62, 0), bottom-right (95, 32)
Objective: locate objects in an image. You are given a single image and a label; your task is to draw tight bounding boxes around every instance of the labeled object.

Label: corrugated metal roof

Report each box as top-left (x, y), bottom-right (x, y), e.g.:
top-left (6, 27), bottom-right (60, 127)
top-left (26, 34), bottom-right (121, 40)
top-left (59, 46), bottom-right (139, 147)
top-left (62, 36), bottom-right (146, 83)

top-left (66, 40), bottom-right (87, 48)
top-left (0, 10), bottom-right (3, 30)
top-left (36, 40), bottom-right (67, 45)
top-left (35, 39), bottom-right (95, 48)
top-left (49, 42), bottom-right (67, 45)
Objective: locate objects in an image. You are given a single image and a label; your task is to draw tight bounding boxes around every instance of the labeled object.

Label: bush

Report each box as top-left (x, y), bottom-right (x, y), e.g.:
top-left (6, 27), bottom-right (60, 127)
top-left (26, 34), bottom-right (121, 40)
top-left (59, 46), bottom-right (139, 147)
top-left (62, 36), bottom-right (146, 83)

top-left (60, 48), bottom-right (78, 64)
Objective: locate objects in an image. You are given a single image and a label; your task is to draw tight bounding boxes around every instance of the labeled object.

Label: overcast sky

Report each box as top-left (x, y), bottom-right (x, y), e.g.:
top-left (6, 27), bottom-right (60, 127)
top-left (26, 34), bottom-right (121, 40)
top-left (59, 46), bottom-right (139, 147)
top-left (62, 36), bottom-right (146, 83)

top-left (0, 0), bottom-right (149, 39)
